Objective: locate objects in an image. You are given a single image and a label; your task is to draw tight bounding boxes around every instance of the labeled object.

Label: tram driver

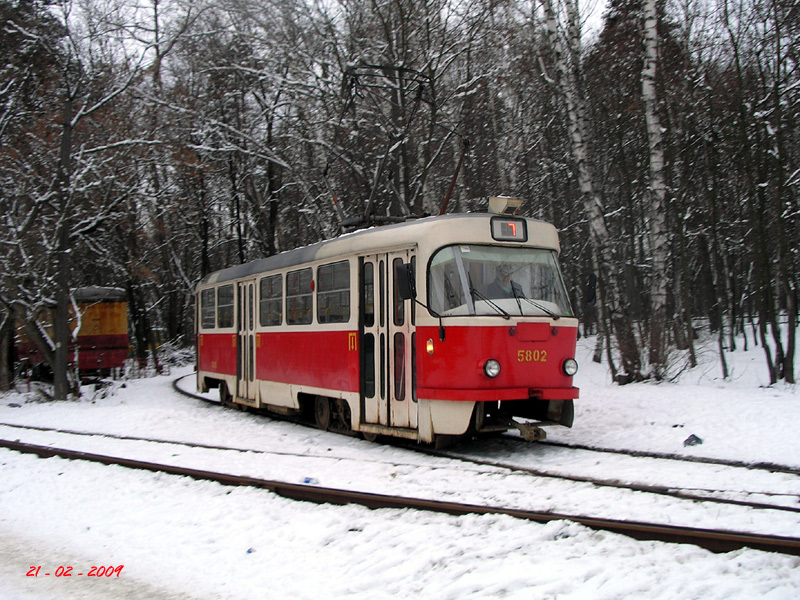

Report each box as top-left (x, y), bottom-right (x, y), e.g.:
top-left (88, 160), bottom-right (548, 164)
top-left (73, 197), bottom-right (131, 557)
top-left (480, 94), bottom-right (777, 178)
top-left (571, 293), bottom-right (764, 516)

top-left (487, 264), bottom-right (524, 299)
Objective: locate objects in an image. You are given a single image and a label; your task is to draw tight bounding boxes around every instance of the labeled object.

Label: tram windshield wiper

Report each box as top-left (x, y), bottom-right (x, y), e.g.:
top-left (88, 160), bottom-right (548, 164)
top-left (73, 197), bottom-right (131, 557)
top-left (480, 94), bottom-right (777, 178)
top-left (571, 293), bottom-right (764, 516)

top-left (518, 295), bottom-right (561, 320)
top-left (510, 282), bottom-right (524, 316)
top-left (468, 277), bottom-right (511, 319)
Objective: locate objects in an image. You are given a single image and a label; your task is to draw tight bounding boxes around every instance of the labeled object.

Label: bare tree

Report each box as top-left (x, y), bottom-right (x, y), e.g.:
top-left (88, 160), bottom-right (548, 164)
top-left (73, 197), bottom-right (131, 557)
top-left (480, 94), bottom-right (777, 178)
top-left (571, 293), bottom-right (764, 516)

top-left (1, 0), bottom-right (156, 398)
top-left (641, 0), bottom-right (670, 378)
top-left (539, 0), bottom-right (643, 381)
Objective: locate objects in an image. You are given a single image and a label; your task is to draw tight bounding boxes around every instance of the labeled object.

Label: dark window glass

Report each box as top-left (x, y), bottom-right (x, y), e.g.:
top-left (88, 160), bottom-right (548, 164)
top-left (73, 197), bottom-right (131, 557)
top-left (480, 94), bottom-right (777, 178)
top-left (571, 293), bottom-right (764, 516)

top-left (317, 261), bottom-right (350, 324)
top-left (394, 332), bottom-right (405, 401)
top-left (380, 333), bottom-right (385, 400)
top-left (248, 284), bottom-right (254, 330)
top-left (410, 256), bottom-right (416, 326)
top-left (379, 261), bottom-right (385, 327)
top-left (201, 289), bottom-right (216, 329)
top-left (364, 333), bottom-right (375, 398)
top-left (393, 258), bottom-right (405, 326)
top-left (217, 285), bottom-right (235, 328)
top-left (249, 335), bottom-right (254, 381)
top-left (286, 268), bottom-right (313, 325)
top-left (259, 275), bottom-right (282, 326)
top-left (363, 262), bottom-right (374, 328)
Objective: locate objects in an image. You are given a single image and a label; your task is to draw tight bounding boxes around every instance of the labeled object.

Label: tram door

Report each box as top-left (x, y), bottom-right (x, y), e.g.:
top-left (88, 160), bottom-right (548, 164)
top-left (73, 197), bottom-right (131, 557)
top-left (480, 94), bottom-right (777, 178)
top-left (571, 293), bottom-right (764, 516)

top-left (360, 250), bottom-right (417, 430)
top-left (237, 279), bottom-right (257, 403)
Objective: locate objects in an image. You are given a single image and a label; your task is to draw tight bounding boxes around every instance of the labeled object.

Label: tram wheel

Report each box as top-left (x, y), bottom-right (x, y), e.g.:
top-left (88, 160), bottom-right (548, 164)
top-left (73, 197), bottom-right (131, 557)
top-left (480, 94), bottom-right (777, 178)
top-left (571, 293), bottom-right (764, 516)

top-left (434, 434), bottom-right (459, 449)
top-left (361, 431), bottom-right (379, 443)
top-left (219, 382), bottom-right (234, 408)
top-left (314, 396), bottom-right (331, 430)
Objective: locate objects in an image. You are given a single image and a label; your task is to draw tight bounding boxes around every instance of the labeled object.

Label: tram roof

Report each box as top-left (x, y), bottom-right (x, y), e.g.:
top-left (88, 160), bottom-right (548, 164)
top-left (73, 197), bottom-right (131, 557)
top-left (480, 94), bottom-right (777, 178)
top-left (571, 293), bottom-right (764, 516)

top-left (198, 213), bottom-right (559, 287)
top-left (73, 286), bottom-right (127, 302)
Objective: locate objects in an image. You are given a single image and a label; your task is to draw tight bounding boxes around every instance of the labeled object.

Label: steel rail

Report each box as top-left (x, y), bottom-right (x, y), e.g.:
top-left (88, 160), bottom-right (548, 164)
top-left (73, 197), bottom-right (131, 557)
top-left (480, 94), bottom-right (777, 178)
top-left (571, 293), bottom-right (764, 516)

top-left (422, 446), bottom-right (800, 513)
top-left (173, 373), bottom-right (800, 477)
top-left (172, 373), bottom-right (220, 404)
top-left (168, 376), bottom-right (800, 512)
top-left (536, 439), bottom-right (800, 476)
top-left (3, 419), bottom-right (799, 515)
top-left (3, 437), bottom-right (800, 557)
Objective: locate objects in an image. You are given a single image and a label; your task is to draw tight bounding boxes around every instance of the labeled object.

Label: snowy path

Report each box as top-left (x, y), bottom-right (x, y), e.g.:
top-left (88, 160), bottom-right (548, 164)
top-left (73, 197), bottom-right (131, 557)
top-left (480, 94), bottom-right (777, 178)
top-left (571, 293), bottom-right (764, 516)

top-left (3, 447), bottom-right (800, 600)
top-left (2, 410), bottom-right (800, 540)
top-left (0, 527), bottom-right (200, 600)
top-left (2, 338), bottom-right (800, 599)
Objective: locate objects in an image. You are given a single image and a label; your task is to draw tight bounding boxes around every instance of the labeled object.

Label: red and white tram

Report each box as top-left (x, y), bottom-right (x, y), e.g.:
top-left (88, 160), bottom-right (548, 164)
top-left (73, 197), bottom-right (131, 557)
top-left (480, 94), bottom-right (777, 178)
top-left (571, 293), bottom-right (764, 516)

top-left (195, 200), bottom-right (579, 444)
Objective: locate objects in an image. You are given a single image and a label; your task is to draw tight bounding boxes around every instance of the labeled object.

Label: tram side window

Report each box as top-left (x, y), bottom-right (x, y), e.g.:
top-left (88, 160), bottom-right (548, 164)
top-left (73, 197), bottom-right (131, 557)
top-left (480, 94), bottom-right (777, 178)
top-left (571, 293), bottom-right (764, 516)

top-left (200, 289), bottom-right (216, 329)
top-left (287, 268), bottom-right (313, 325)
top-left (363, 262), bottom-right (374, 328)
top-left (392, 258), bottom-right (405, 326)
top-left (394, 332), bottom-right (406, 401)
top-left (410, 256), bottom-right (416, 326)
top-left (318, 261), bottom-right (350, 324)
top-left (217, 284), bottom-right (235, 328)
top-left (259, 274), bottom-right (282, 326)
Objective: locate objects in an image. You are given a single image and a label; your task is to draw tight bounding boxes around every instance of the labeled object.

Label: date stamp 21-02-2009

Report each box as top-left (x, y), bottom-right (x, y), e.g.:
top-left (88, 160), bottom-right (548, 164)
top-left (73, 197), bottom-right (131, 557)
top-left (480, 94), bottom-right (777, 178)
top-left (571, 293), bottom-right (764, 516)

top-left (27, 565), bottom-right (124, 578)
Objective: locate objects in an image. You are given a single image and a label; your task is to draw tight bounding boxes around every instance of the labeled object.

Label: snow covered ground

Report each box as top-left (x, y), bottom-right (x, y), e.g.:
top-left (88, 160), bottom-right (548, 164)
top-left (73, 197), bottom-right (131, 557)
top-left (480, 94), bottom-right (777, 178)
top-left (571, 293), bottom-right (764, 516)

top-left (1, 335), bottom-right (799, 599)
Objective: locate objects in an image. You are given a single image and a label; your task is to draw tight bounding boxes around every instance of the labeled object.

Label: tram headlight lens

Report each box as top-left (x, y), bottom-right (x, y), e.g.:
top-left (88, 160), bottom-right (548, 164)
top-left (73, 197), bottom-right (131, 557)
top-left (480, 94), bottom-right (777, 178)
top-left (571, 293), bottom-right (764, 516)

top-left (483, 359), bottom-right (501, 378)
top-left (562, 358), bottom-right (578, 376)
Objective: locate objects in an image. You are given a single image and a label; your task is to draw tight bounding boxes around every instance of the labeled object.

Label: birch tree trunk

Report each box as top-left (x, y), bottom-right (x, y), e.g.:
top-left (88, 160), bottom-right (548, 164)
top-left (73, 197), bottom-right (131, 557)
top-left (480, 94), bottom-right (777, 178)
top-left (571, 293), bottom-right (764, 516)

top-left (641, 0), bottom-right (670, 379)
top-left (0, 312), bottom-right (10, 392)
top-left (53, 95), bottom-right (78, 400)
top-left (540, 0), bottom-right (642, 381)
top-left (768, 1), bottom-right (796, 384)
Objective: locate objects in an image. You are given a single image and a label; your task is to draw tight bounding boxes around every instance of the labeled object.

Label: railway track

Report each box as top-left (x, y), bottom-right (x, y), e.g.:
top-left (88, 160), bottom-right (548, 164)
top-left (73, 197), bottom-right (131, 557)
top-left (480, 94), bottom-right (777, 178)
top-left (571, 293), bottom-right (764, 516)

top-left (170, 374), bottom-right (800, 513)
top-left (6, 373), bottom-right (796, 558)
top-left (539, 439), bottom-right (800, 476)
top-left (426, 445), bottom-right (800, 514)
top-left (3, 416), bottom-right (799, 517)
top-left (2, 436), bottom-right (800, 557)
top-left (173, 373), bottom-right (800, 477)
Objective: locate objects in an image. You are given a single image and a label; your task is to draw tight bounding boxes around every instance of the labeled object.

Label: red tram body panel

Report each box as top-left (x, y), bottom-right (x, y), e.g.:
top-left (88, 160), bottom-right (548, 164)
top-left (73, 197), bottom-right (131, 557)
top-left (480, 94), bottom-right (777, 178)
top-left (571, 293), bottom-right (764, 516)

top-left (196, 207), bottom-right (579, 444)
top-left (198, 331), bottom-right (360, 392)
top-left (415, 324), bottom-right (578, 401)
top-left (197, 333), bottom-right (237, 375)
top-left (254, 331), bottom-right (360, 392)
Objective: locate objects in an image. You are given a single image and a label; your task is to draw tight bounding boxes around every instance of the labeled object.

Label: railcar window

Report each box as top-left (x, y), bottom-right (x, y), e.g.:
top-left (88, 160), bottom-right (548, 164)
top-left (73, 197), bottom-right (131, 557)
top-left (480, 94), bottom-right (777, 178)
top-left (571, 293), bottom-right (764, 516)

top-left (217, 285), bottom-right (235, 328)
top-left (411, 256), bottom-right (416, 326)
top-left (394, 332), bottom-right (405, 400)
top-left (317, 261), bottom-right (350, 324)
top-left (428, 245), bottom-right (573, 318)
top-left (379, 261), bottom-right (385, 327)
top-left (363, 334), bottom-right (375, 398)
top-left (380, 334), bottom-right (386, 400)
top-left (200, 289), bottom-right (216, 329)
top-left (392, 258), bottom-right (405, 326)
top-left (286, 268), bottom-right (313, 325)
top-left (259, 275), bottom-right (282, 326)
top-left (363, 262), bottom-right (374, 328)
top-left (248, 284), bottom-right (254, 330)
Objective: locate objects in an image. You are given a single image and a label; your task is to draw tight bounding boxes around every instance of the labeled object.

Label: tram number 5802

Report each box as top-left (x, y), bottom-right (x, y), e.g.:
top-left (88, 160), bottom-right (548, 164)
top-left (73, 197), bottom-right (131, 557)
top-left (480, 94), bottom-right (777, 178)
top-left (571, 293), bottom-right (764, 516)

top-left (517, 350), bottom-right (547, 363)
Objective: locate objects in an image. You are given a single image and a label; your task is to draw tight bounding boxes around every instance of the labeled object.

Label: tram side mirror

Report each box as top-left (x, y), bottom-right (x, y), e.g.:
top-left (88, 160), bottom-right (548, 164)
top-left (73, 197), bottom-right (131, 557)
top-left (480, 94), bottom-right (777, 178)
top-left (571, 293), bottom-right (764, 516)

top-left (396, 262), bottom-right (416, 300)
top-left (585, 273), bottom-right (597, 306)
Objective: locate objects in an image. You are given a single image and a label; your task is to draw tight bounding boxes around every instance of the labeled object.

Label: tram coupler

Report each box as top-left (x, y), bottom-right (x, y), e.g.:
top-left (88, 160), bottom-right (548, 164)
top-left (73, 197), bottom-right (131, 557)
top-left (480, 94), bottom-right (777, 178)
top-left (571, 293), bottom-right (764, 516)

top-left (512, 420), bottom-right (547, 442)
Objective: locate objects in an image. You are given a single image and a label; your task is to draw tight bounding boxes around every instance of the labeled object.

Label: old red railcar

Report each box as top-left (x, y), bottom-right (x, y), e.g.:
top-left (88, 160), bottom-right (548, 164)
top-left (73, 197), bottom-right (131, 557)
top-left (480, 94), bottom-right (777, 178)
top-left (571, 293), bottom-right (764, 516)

top-left (16, 287), bottom-right (129, 375)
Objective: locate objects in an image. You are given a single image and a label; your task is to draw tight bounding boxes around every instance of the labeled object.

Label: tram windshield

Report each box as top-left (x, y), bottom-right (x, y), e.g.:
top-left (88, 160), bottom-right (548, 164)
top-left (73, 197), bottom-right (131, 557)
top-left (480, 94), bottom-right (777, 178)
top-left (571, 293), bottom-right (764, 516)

top-left (428, 245), bottom-right (573, 318)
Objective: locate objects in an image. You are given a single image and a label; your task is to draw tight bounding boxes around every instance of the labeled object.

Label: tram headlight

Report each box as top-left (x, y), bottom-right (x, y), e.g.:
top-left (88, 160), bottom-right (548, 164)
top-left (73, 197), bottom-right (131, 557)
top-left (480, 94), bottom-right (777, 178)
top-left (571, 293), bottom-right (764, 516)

top-left (562, 358), bottom-right (579, 376)
top-left (483, 359), bottom-right (501, 378)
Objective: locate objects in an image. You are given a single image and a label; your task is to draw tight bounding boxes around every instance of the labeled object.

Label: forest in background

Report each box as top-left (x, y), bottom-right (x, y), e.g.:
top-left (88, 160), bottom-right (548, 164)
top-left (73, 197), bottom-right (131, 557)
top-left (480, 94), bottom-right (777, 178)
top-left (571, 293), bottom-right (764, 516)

top-left (0, 0), bottom-right (797, 398)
